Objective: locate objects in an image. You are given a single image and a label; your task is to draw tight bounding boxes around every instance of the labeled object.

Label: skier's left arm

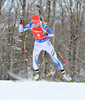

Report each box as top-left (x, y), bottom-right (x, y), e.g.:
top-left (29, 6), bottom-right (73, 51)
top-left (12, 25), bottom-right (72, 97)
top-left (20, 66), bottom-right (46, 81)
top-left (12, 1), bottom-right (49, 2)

top-left (41, 22), bottom-right (54, 37)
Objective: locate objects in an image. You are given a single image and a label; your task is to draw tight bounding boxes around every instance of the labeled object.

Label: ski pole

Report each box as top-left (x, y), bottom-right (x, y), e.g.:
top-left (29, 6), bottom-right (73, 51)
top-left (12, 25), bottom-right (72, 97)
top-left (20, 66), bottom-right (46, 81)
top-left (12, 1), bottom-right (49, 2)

top-left (22, 17), bottom-right (28, 79)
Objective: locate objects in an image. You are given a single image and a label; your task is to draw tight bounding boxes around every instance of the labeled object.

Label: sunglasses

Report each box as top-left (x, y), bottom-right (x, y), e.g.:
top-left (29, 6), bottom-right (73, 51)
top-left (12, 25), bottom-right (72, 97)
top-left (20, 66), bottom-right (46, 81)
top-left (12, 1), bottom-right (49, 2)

top-left (32, 22), bottom-right (39, 25)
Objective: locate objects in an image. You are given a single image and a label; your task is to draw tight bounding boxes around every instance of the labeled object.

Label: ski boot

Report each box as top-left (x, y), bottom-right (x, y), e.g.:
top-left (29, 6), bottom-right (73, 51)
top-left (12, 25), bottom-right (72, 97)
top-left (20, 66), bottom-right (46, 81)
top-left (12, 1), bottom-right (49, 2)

top-left (61, 70), bottom-right (72, 82)
top-left (32, 70), bottom-right (40, 81)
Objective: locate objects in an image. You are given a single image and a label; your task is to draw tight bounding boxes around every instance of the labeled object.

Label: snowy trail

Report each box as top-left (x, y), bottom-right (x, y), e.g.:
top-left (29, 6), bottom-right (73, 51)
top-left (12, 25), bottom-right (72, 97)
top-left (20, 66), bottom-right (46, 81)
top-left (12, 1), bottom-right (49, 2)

top-left (0, 81), bottom-right (85, 100)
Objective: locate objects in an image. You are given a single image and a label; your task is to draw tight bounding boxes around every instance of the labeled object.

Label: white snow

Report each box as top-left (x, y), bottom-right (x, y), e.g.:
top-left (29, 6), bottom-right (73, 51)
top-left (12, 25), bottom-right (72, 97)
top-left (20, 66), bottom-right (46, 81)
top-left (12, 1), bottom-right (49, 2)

top-left (0, 80), bottom-right (85, 100)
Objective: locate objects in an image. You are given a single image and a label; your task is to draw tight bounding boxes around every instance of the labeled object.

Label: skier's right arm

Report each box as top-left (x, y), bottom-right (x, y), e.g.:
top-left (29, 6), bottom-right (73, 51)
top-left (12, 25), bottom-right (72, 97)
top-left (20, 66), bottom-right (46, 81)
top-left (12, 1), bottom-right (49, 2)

top-left (19, 15), bottom-right (32, 33)
top-left (19, 23), bottom-right (32, 32)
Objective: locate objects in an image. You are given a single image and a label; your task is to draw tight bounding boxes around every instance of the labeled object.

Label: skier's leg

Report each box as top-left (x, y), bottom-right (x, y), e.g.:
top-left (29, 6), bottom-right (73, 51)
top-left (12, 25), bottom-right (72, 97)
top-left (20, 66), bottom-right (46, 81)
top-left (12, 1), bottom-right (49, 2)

top-left (33, 49), bottom-right (40, 70)
top-left (44, 40), bottom-right (64, 70)
top-left (50, 50), bottom-right (72, 81)
top-left (52, 53), bottom-right (72, 81)
top-left (51, 51), bottom-right (64, 70)
top-left (32, 41), bottom-right (42, 80)
top-left (45, 40), bottom-right (72, 81)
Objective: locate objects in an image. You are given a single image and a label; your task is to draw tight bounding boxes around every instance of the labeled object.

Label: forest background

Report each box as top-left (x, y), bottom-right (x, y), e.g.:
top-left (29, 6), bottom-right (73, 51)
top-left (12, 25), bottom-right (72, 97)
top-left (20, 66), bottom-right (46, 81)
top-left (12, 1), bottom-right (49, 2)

top-left (0, 0), bottom-right (85, 82)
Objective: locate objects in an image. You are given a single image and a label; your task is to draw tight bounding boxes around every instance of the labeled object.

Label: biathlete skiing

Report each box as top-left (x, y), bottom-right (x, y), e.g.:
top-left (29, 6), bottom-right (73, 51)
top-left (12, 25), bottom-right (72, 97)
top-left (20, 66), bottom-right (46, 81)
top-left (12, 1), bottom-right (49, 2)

top-left (19, 15), bottom-right (72, 81)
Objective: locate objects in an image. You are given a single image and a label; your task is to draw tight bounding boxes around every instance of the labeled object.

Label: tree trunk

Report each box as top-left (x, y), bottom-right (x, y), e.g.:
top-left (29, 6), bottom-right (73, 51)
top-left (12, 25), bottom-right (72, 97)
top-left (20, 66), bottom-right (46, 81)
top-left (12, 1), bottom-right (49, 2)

top-left (0, 0), bottom-right (2, 15)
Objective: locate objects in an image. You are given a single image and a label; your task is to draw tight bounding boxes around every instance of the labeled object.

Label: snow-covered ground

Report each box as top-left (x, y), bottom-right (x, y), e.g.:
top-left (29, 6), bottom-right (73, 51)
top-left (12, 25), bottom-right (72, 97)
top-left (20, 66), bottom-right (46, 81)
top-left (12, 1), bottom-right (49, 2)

top-left (0, 80), bottom-right (85, 100)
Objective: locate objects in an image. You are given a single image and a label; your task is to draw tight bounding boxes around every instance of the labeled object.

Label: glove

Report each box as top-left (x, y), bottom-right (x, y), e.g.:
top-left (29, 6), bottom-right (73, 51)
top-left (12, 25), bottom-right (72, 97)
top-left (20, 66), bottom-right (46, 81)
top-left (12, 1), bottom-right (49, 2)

top-left (43, 32), bottom-right (48, 36)
top-left (20, 14), bottom-right (24, 20)
top-left (20, 14), bottom-right (24, 24)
